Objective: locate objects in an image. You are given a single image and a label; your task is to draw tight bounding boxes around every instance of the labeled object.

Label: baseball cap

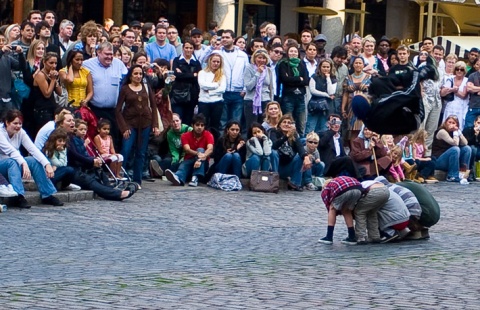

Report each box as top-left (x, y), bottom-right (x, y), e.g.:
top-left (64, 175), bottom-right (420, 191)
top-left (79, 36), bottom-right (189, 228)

top-left (314, 34), bottom-right (327, 42)
top-left (130, 20), bottom-right (141, 28)
top-left (190, 28), bottom-right (203, 37)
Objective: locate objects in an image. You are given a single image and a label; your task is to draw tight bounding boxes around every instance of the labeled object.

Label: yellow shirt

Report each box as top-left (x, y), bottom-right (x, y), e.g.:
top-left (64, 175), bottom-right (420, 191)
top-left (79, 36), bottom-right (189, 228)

top-left (60, 66), bottom-right (90, 108)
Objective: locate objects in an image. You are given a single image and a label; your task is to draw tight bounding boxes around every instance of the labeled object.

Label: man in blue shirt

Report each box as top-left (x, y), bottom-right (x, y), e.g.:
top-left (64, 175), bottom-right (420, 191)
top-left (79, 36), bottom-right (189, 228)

top-left (83, 41), bottom-right (128, 147)
top-left (145, 25), bottom-right (177, 67)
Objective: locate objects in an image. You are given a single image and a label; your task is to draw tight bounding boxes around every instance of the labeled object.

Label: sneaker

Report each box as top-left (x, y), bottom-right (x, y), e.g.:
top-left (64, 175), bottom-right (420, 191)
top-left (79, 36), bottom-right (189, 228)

top-left (425, 176), bottom-right (439, 184)
top-left (0, 185), bottom-right (17, 197)
top-left (446, 176), bottom-right (461, 182)
top-left (304, 183), bottom-right (318, 191)
top-left (357, 238), bottom-right (368, 245)
top-left (16, 195), bottom-right (31, 209)
top-left (41, 195), bottom-right (64, 206)
top-left (380, 234), bottom-right (398, 244)
top-left (189, 176), bottom-right (198, 187)
top-left (397, 227), bottom-right (411, 239)
top-left (64, 183), bottom-right (81, 191)
top-left (318, 236), bottom-right (333, 245)
top-left (150, 160), bottom-right (163, 178)
top-left (341, 237), bottom-right (357, 245)
top-left (165, 169), bottom-right (182, 186)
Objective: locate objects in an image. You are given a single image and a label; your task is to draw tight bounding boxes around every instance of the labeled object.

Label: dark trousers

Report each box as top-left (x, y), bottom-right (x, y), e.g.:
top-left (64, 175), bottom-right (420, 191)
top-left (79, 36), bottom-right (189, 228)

top-left (73, 170), bottom-right (122, 201)
top-left (198, 101), bottom-right (224, 132)
top-left (33, 108), bottom-right (54, 139)
top-left (51, 166), bottom-right (75, 189)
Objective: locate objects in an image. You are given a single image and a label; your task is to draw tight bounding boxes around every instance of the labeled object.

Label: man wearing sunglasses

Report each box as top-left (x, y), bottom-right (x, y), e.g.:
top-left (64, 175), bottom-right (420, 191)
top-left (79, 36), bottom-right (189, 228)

top-left (268, 43), bottom-right (283, 101)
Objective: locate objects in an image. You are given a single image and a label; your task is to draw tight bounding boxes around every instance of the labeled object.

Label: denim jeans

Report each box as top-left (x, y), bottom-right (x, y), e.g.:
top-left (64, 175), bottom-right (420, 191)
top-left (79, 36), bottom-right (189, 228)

top-left (281, 93), bottom-right (307, 137)
top-left (302, 161), bottom-right (325, 185)
top-left (415, 158), bottom-right (436, 179)
top-left (172, 101), bottom-right (197, 129)
top-left (435, 146), bottom-right (471, 178)
top-left (305, 111), bottom-right (328, 134)
top-left (121, 126), bottom-right (151, 184)
top-left (244, 154), bottom-right (271, 178)
top-left (469, 145), bottom-right (480, 177)
top-left (244, 100), bottom-right (268, 132)
top-left (215, 152), bottom-right (242, 178)
top-left (465, 108), bottom-right (480, 129)
top-left (198, 101), bottom-right (224, 132)
top-left (221, 92), bottom-right (244, 130)
top-left (278, 154), bottom-right (303, 187)
top-left (175, 148), bottom-right (208, 183)
top-left (270, 150), bottom-right (279, 172)
top-left (51, 166), bottom-right (75, 189)
top-left (0, 158), bottom-right (24, 195)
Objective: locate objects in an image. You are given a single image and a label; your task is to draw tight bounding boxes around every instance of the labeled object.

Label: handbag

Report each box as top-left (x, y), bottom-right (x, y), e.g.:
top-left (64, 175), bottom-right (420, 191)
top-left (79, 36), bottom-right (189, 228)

top-left (249, 170), bottom-right (280, 193)
top-left (277, 140), bottom-right (295, 160)
top-left (207, 173), bottom-right (242, 191)
top-left (308, 96), bottom-right (329, 114)
top-left (54, 84), bottom-right (69, 107)
top-left (10, 76), bottom-right (31, 106)
top-left (171, 84), bottom-right (191, 103)
top-left (441, 79), bottom-right (454, 102)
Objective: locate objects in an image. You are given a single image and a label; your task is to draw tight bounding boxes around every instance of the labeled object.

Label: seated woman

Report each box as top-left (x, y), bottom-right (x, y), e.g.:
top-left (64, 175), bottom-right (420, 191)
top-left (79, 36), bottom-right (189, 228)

top-left (243, 123), bottom-right (272, 178)
top-left (42, 128), bottom-right (80, 190)
top-left (432, 115), bottom-right (471, 182)
top-left (212, 121), bottom-right (246, 179)
top-left (0, 110), bottom-right (64, 208)
top-left (462, 114), bottom-right (480, 180)
top-left (350, 126), bottom-right (391, 179)
top-left (270, 114), bottom-right (311, 191)
top-left (67, 119), bottom-right (137, 200)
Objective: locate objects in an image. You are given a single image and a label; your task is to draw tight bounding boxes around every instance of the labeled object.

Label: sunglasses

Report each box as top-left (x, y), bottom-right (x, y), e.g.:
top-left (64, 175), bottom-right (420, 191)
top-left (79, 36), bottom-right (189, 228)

top-left (455, 68), bottom-right (465, 72)
top-left (420, 53), bottom-right (428, 56)
top-left (307, 141), bottom-right (318, 144)
top-left (167, 32), bottom-right (177, 34)
top-left (273, 50), bottom-right (284, 55)
top-left (159, 20), bottom-right (168, 23)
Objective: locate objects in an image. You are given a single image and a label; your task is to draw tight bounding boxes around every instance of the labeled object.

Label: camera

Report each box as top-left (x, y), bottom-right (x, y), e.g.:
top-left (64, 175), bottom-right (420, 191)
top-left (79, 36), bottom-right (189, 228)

top-left (167, 70), bottom-right (175, 76)
top-left (149, 63), bottom-right (155, 68)
top-left (10, 44), bottom-right (18, 50)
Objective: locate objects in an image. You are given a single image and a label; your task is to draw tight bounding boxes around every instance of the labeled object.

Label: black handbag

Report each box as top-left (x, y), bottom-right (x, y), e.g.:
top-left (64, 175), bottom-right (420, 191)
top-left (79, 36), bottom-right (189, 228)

top-left (308, 96), bottom-right (329, 114)
top-left (441, 79), bottom-right (454, 102)
top-left (277, 140), bottom-right (295, 160)
top-left (171, 84), bottom-right (191, 103)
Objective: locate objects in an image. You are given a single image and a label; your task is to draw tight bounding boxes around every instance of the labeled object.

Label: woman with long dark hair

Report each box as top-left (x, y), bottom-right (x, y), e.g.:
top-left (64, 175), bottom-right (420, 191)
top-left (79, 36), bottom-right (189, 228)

top-left (59, 49), bottom-right (93, 108)
top-left (212, 120), bottom-right (245, 178)
top-left (115, 65), bottom-right (160, 185)
top-left (171, 39), bottom-right (201, 126)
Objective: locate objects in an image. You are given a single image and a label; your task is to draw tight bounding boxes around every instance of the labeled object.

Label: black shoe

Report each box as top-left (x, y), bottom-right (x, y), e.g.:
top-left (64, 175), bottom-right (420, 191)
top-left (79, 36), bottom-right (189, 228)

top-left (41, 195), bottom-right (64, 206)
top-left (16, 195), bottom-right (31, 209)
top-left (287, 181), bottom-right (303, 192)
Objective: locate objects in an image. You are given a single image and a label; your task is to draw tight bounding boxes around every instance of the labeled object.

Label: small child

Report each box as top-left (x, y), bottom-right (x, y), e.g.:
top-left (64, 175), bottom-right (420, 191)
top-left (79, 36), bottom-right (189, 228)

top-left (380, 134), bottom-right (395, 154)
top-left (388, 145), bottom-right (405, 183)
top-left (303, 132), bottom-right (325, 191)
top-left (42, 128), bottom-right (80, 190)
top-left (93, 119), bottom-right (124, 180)
top-left (412, 129), bottom-right (438, 183)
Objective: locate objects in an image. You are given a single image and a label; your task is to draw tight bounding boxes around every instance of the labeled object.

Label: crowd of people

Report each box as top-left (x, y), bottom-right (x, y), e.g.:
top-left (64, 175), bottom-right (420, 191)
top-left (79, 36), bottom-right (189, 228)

top-left (0, 13), bottom-right (470, 241)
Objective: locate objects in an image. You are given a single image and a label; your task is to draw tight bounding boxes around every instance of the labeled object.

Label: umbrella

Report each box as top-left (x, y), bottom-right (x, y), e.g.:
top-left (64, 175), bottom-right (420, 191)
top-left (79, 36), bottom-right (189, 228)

top-left (292, 6), bottom-right (338, 16)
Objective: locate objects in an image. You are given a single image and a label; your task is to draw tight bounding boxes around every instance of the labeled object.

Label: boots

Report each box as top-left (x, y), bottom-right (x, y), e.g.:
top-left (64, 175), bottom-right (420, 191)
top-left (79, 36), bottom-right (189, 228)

top-left (402, 162), bottom-right (417, 180)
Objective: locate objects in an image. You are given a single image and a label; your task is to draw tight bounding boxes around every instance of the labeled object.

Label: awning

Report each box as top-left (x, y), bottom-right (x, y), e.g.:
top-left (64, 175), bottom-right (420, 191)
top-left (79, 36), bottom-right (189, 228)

top-left (408, 36), bottom-right (479, 58)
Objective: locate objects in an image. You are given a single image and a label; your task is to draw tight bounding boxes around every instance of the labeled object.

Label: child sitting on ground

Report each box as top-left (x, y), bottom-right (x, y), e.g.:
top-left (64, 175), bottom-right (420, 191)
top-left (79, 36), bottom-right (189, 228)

top-left (303, 132), bottom-right (325, 191)
top-left (412, 129), bottom-right (438, 183)
top-left (93, 119), bottom-right (124, 180)
top-left (388, 145), bottom-right (405, 183)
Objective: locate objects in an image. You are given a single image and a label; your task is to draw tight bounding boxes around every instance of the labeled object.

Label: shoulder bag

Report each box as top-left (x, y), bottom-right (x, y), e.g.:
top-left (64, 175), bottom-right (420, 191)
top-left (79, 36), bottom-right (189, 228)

top-left (249, 170), bottom-right (280, 193)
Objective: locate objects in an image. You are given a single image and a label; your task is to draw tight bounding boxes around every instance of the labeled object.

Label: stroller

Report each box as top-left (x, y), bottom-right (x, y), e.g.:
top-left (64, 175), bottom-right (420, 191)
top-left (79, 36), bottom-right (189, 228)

top-left (85, 142), bottom-right (135, 189)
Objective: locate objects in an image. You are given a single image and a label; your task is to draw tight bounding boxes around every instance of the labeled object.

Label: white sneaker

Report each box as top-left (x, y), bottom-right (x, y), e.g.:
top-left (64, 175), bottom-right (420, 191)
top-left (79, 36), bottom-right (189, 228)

top-left (188, 176), bottom-right (198, 187)
top-left (65, 183), bottom-right (81, 191)
top-left (6, 184), bottom-right (18, 197)
top-left (0, 185), bottom-right (17, 197)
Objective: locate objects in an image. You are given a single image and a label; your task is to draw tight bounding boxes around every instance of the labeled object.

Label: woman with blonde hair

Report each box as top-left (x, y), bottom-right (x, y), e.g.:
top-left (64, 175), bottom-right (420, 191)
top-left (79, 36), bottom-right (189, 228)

top-left (361, 35), bottom-right (386, 77)
top-left (244, 49), bottom-right (274, 131)
top-left (5, 24), bottom-right (20, 44)
top-left (441, 60), bottom-right (469, 130)
top-left (197, 52), bottom-right (226, 131)
top-left (262, 101), bottom-right (282, 131)
top-left (118, 45), bottom-right (133, 69)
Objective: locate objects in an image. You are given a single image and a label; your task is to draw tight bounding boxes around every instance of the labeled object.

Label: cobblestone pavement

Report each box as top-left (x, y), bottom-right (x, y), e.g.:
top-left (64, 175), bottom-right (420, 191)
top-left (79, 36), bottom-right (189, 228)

top-left (0, 180), bottom-right (479, 309)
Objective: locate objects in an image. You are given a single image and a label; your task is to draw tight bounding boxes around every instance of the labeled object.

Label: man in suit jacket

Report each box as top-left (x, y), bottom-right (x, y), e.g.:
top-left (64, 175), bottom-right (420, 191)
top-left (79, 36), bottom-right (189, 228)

top-left (318, 114), bottom-right (360, 178)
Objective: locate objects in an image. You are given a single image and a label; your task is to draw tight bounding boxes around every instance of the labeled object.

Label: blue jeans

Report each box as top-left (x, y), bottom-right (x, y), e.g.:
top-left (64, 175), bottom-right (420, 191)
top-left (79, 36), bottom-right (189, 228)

top-left (221, 92), bottom-right (244, 130)
top-left (281, 93), bottom-right (306, 137)
top-left (175, 148), bottom-right (208, 183)
top-left (415, 158), bottom-right (436, 178)
top-left (435, 146), bottom-right (471, 178)
top-left (51, 166), bottom-right (75, 188)
top-left (0, 158), bottom-right (24, 195)
top-left (333, 96), bottom-right (342, 115)
top-left (306, 111), bottom-right (328, 134)
top-left (244, 154), bottom-right (271, 178)
top-left (465, 108), bottom-right (480, 128)
top-left (270, 150), bottom-right (279, 172)
top-left (278, 154), bottom-right (303, 187)
top-left (469, 145), bottom-right (480, 176)
top-left (121, 126), bottom-right (151, 184)
top-left (302, 161), bottom-right (325, 185)
top-left (215, 152), bottom-right (242, 178)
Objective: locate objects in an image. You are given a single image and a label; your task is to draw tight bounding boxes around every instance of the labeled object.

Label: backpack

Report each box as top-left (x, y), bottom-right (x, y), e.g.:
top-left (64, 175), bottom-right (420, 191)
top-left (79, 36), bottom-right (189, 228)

top-left (207, 173), bottom-right (242, 191)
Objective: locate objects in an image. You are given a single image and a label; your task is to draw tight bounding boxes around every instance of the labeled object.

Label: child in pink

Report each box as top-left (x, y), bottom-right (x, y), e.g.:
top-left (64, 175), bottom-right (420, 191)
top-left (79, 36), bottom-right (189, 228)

top-left (93, 119), bottom-right (124, 179)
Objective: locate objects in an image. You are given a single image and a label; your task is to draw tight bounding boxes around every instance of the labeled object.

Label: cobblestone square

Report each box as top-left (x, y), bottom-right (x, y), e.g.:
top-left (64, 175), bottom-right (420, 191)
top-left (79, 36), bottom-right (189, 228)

top-left (0, 181), bottom-right (478, 309)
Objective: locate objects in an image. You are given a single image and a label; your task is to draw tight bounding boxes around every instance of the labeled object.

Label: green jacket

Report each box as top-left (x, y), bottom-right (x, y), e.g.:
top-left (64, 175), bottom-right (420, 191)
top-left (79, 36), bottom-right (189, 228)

top-left (167, 124), bottom-right (192, 163)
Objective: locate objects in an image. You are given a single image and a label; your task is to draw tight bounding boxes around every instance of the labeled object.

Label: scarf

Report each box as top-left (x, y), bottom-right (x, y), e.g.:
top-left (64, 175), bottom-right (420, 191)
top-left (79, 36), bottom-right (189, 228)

top-left (252, 65), bottom-right (267, 115)
top-left (288, 57), bottom-right (301, 77)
